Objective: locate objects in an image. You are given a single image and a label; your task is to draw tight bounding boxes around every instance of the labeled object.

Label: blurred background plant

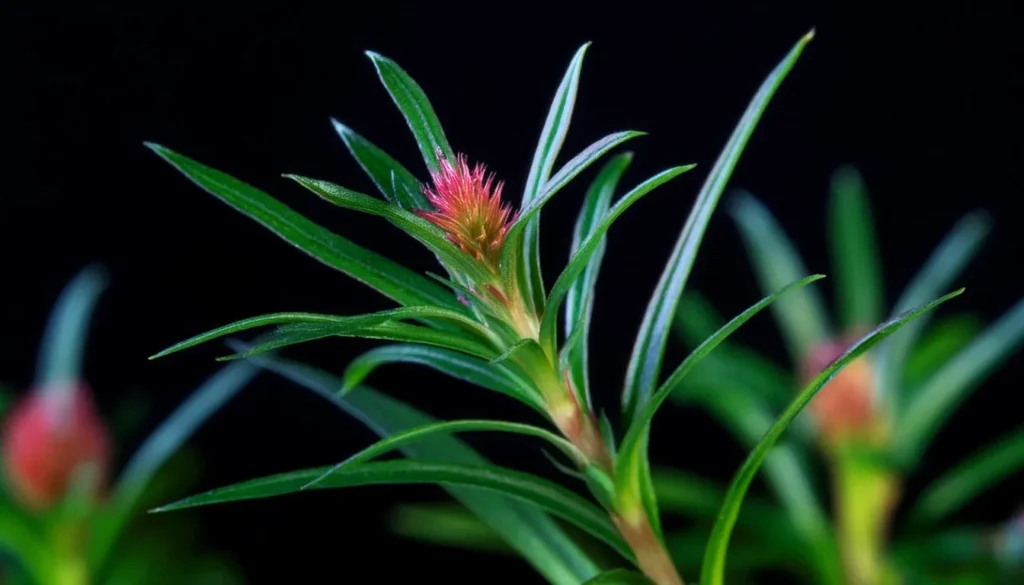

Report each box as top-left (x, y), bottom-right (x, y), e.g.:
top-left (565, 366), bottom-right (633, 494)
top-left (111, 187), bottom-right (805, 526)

top-left (0, 266), bottom-right (250, 585)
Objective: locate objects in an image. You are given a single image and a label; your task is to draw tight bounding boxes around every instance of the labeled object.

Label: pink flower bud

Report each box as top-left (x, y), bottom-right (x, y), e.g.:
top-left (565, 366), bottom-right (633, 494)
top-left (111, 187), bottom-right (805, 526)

top-left (2, 381), bottom-right (111, 510)
top-left (800, 335), bottom-right (878, 443)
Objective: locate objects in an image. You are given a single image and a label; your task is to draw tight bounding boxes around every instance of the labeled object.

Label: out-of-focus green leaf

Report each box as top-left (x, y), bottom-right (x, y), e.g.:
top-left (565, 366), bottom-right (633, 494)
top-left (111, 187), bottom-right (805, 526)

top-left (366, 52), bottom-right (454, 173)
top-left (622, 32), bottom-right (813, 426)
top-left (890, 527), bottom-right (995, 572)
top-left (903, 314), bottom-right (984, 391)
top-left (144, 143), bottom-right (457, 311)
top-left (541, 165), bottom-right (695, 354)
top-left (289, 175), bottom-right (495, 285)
top-left (700, 288), bottom-right (964, 585)
top-left (239, 347), bottom-right (602, 584)
top-left (521, 42), bottom-right (592, 316)
top-left (879, 211), bottom-right (991, 409)
top-left (340, 344), bottom-right (545, 413)
top-left (898, 297), bottom-right (1024, 468)
top-left (0, 504), bottom-right (47, 583)
top-left (387, 502), bottom-right (512, 553)
top-left (729, 192), bottom-right (830, 362)
top-left (828, 165), bottom-right (883, 330)
top-left (666, 530), bottom-right (797, 576)
top-left (302, 419), bottom-right (586, 490)
top-left (154, 460), bottom-right (632, 561)
top-left (908, 427), bottom-right (1024, 527)
top-left (36, 265), bottom-right (107, 387)
top-left (565, 153), bottom-right (633, 409)
top-left (330, 119), bottom-right (429, 210)
top-left (581, 569), bottom-right (653, 584)
top-left (89, 360), bottom-right (259, 567)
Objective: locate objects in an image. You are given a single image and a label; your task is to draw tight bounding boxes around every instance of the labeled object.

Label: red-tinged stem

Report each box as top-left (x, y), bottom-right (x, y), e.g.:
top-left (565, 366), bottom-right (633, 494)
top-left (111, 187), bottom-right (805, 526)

top-left (613, 514), bottom-right (685, 585)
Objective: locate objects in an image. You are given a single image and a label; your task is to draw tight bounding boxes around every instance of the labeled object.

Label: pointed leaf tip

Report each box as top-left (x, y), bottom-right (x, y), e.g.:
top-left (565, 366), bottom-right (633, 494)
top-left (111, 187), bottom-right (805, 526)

top-left (804, 28), bottom-right (816, 41)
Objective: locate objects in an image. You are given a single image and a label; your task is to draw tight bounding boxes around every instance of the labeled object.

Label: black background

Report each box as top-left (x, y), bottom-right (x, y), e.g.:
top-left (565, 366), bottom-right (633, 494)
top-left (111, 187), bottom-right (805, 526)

top-left (4, 1), bottom-right (1023, 582)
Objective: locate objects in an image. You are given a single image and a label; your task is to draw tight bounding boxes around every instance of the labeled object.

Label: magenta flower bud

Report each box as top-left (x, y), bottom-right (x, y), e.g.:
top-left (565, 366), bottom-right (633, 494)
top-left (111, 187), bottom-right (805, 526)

top-left (2, 380), bottom-right (111, 510)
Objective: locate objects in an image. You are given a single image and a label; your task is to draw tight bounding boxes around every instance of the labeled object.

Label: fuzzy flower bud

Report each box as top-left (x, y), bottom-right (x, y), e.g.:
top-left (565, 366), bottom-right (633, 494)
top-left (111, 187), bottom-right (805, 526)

top-left (2, 381), bottom-right (111, 510)
top-left (800, 334), bottom-right (880, 444)
top-left (415, 153), bottom-right (517, 274)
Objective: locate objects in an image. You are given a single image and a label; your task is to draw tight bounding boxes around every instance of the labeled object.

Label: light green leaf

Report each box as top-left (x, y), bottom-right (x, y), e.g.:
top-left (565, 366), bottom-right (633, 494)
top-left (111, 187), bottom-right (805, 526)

top-left (36, 264), bottom-right (107, 387)
top-left (622, 32), bottom-right (813, 426)
top-left (501, 131), bottom-right (645, 291)
top-left (729, 192), bottom-right (831, 363)
top-left (520, 42), bottom-right (592, 316)
top-left (700, 287), bottom-right (964, 585)
top-left (908, 427), bottom-right (1024, 527)
top-left (541, 165), bottom-right (696, 354)
top-left (302, 419), bottom-right (586, 490)
top-left (366, 51), bottom-right (454, 173)
top-left (288, 175), bottom-right (494, 285)
top-left (829, 165), bottom-right (883, 330)
top-left (897, 296), bottom-right (1024, 468)
top-left (240, 348), bottom-right (601, 583)
top-left (565, 153), bottom-right (633, 409)
top-left (330, 119), bottom-right (429, 209)
top-left (89, 360), bottom-right (259, 566)
top-left (581, 569), bottom-right (653, 584)
top-left (154, 460), bottom-right (632, 561)
top-left (879, 211), bottom-right (991, 408)
top-left (144, 143), bottom-right (457, 311)
top-left (340, 343), bottom-right (545, 412)
top-left (149, 306), bottom-right (485, 360)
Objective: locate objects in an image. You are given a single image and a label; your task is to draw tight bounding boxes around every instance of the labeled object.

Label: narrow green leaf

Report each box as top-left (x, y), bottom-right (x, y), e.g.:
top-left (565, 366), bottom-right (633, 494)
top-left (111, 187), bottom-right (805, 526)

top-left (542, 165), bottom-right (696, 354)
top-left (36, 265), bottom-right (107, 387)
top-left (878, 210), bottom-right (992, 409)
top-left (288, 175), bottom-right (494, 285)
top-left (903, 314), bottom-right (984, 391)
top-left (501, 131), bottom-right (644, 289)
top-left (829, 165), bottom-right (883, 330)
top-left (898, 296), bottom-right (1024, 467)
top-left (908, 427), bottom-right (1024, 527)
top-left (581, 569), bottom-right (653, 584)
top-left (622, 32), bottom-right (813, 425)
top-left (150, 306), bottom-right (484, 360)
top-left (303, 419), bottom-right (586, 490)
top-left (240, 347), bottom-right (602, 583)
top-left (366, 51), bottom-right (454, 172)
top-left (340, 344), bottom-right (545, 412)
top-left (729, 192), bottom-right (831, 362)
top-left (700, 287), bottom-right (964, 585)
top-left (521, 42), bottom-right (593, 316)
top-left (154, 460), bottom-right (632, 561)
top-left (144, 143), bottom-right (456, 310)
top-left (89, 360), bottom-right (259, 566)
top-left (565, 153), bottom-right (633, 408)
top-left (330, 119), bottom-right (429, 209)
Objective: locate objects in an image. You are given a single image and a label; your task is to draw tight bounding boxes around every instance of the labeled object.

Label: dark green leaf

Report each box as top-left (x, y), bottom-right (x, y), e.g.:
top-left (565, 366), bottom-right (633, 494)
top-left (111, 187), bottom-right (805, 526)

top-left (541, 165), bottom-right (695, 354)
top-left (622, 32), bottom-right (813, 426)
top-left (330, 119), bottom-right (429, 209)
top-left (700, 287), bottom-right (964, 585)
top-left (366, 51), bottom-right (454, 172)
top-left (144, 143), bottom-right (456, 310)
top-left (828, 165), bottom-right (884, 330)
top-left (581, 569), bottom-right (653, 584)
top-left (387, 502), bottom-right (512, 553)
top-left (565, 153), bottom-right (633, 408)
top-left (903, 314), bottom-right (983, 391)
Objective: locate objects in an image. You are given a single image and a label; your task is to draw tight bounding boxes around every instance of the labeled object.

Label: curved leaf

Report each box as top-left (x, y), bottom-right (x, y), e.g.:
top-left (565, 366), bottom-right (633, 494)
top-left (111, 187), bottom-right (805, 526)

top-left (240, 347), bottom-right (602, 583)
top-left (153, 459), bottom-right (632, 561)
top-left (330, 119), bottom-right (429, 210)
top-left (36, 264), bottom-right (108, 387)
top-left (541, 165), bottom-right (696, 354)
top-left (144, 143), bottom-right (457, 311)
top-left (302, 419), bottom-right (586, 490)
top-left (622, 32), bottom-right (814, 425)
top-left (699, 288), bottom-right (964, 585)
top-left (828, 165), bottom-right (883, 330)
top-left (341, 344), bottom-right (546, 413)
top-left (728, 192), bottom-right (831, 362)
top-left (908, 427), bottom-right (1024, 527)
top-left (366, 51), bottom-right (453, 172)
top-left (521, 42), bottom-right (593, 316)
top-left (565, 153), bottom-right (633, 408)
top-left (288, 175), bottom-right (493, 285)
top-left (897, 296), bottom-right (1024, 467)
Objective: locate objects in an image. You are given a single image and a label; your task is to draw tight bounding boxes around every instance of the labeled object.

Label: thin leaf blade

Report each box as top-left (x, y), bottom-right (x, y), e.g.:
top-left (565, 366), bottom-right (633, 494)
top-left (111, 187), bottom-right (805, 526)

top-left (331, 119), bottom-right (429, 209)
top-left (829, 165), bottom-right (884, 330)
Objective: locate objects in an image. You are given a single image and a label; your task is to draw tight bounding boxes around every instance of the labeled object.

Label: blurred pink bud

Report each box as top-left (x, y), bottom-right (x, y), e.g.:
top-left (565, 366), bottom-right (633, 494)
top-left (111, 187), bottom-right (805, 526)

top-left (800, 335), bottom-right (878, 443)
top-left (2, 381), bottom-right (111, 510)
